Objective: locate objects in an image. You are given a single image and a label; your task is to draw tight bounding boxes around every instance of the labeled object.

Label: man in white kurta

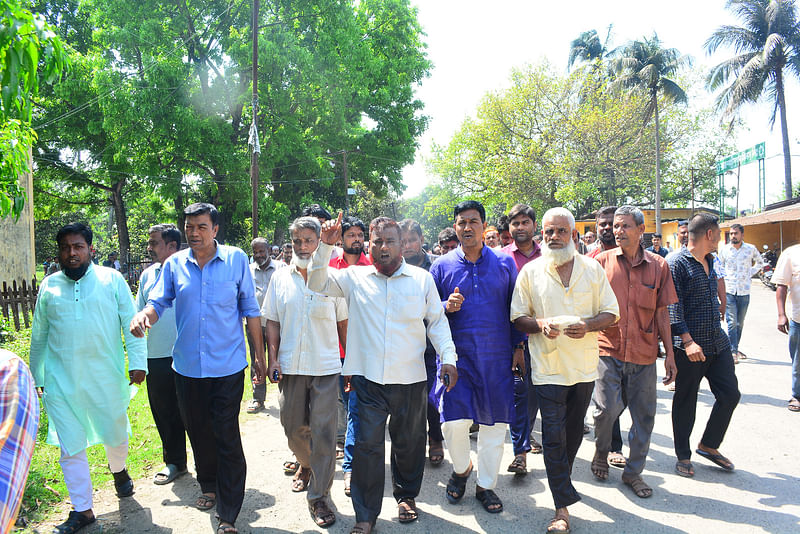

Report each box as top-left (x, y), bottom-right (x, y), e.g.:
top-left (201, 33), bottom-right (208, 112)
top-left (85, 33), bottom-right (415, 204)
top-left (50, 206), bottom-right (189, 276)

top-left (30, 223), bottom-right (147, 534)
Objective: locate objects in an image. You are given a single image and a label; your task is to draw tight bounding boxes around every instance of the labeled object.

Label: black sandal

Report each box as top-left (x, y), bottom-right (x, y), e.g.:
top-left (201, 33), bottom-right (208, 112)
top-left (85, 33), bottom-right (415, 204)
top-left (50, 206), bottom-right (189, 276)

top-left (54, 511), bottom-right (96, 534)
top-left (445, 463), bottom-right (473, 503)
top-left (476, 488), bottom-right (503, 513)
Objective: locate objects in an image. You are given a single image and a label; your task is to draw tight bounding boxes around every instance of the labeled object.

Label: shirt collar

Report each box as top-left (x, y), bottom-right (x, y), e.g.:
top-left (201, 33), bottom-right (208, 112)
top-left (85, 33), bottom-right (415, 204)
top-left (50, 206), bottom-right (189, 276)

top-left (506, 240), bottom-right (540, 258)
top-left (455, 244), bottom-right (489, 264)
top-left (367, 258), bottom-right (411, 278)
top-left (186, 240), bottom-right (224, 265)
top-left (614, 245), bottom-right (650, 266)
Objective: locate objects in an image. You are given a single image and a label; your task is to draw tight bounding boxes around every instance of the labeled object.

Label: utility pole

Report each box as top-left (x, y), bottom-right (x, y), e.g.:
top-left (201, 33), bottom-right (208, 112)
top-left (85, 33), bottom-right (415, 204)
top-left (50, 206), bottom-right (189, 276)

top-left (249, 0), bottom-right (260, 239)
top-left (324, 148), bottom-right (360, 216)
top-left (689, 167), bottom-right (697, 217)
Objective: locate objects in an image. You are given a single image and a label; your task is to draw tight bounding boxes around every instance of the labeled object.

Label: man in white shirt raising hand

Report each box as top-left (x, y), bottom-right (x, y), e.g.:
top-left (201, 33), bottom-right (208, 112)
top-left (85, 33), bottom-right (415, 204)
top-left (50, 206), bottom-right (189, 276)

top-left (308, 213), bottom-right (458, 534)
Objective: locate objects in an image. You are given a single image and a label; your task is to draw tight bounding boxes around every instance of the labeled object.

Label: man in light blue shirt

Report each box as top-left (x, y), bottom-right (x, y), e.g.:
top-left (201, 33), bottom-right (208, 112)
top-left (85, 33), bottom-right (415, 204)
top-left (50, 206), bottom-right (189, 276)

top-left (130, 203), bottom-right (265, 534)
top-left (136, 223), bottom-right (187, 486)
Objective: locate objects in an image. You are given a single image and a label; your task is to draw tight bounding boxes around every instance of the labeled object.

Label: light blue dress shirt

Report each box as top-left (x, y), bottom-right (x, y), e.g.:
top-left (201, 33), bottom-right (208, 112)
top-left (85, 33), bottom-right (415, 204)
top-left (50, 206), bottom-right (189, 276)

top-left (147, 243), bottom-right (261, 378)
top-left (136, 263), bottom-right (177, 359)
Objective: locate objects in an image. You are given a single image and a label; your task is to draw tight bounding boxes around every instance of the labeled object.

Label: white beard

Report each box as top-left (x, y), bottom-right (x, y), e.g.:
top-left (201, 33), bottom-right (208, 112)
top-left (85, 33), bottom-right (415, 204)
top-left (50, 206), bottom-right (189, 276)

top-left (541, 239), bottom-right (577, 267)
top-left (292, 252), bottom-right (311, 269)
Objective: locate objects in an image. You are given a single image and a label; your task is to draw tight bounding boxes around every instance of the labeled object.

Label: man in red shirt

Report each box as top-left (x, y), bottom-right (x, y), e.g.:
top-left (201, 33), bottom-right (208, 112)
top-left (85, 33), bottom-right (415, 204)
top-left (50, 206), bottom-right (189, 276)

top-left (329, 216), bottom-right (370, 497)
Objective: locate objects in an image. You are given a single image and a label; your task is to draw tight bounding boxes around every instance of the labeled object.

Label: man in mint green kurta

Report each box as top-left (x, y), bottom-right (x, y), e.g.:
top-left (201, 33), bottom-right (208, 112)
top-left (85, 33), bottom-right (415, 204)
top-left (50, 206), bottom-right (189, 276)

top-left (30, 223), bottom-right (147, 534)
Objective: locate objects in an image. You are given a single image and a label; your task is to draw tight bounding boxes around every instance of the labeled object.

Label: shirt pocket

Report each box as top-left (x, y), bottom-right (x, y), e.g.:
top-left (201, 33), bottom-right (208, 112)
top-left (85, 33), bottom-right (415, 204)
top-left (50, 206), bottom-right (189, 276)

top-left (309, 295), bottom-right (336, 319)
top-left (571, 290), bottom-right (593, 317)
top-left (395, 295), bottom-right (424, 322)
top-left (211, 280), bottom-right (238, 308)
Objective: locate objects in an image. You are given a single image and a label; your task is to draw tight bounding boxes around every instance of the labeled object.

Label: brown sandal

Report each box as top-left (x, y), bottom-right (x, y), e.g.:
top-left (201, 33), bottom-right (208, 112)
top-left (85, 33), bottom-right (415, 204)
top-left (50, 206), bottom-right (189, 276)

top-left (622, 475), bottom-right (653, 498)
top-left (607, 451), bottom-right (627, 468)
top-left (310, 499), bottom-right (336, 527)
top-left (428, 439), bottom-right (444, 466)
top-left (507, 454), bottom-right (527, 474)
top-left (292, 467), bottom-right (311, 492)
top-left (547, 512), bottom-right (570, 533)
top-left (349, 522), bottom-right (374, 534)
top-left (398, 497), bottom-right (419, 523)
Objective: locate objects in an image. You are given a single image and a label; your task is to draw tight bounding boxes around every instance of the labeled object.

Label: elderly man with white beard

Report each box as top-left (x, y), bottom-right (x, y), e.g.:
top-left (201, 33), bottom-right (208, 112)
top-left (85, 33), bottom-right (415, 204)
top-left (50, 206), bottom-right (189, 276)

top-left (510, 207), bottom-right (619, 534)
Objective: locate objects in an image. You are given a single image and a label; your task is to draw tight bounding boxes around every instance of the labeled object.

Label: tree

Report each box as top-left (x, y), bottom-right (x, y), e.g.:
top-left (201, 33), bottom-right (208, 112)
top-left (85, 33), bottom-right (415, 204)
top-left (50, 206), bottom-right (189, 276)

top-left (567, 27), bottom-right (615, 70)
top-left (0, 0), bottom-right (66, 219)
top-left (31, 0), bottom-right (430, 255)
top-left (706, 0), bottom-right (800, 199)
top-left (611, 34), bottom-right (690, 232)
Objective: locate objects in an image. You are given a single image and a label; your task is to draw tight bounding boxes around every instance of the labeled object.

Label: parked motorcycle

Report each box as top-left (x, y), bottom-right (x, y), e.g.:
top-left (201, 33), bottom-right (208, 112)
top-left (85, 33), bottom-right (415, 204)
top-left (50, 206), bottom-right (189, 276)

top-left (759, 245), bottom-right (778, 291)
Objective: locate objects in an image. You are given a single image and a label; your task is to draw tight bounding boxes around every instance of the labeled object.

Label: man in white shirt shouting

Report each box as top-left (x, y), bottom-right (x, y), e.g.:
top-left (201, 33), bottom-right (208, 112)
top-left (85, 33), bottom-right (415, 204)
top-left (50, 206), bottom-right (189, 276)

top-left (308, 213), bottom-right (458, 534)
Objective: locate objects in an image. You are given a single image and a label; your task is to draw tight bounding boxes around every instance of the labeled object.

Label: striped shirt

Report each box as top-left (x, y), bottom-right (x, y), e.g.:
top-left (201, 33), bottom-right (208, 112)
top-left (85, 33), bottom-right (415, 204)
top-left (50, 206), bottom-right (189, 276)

top-left (0, 349), bottom-right (39, 534)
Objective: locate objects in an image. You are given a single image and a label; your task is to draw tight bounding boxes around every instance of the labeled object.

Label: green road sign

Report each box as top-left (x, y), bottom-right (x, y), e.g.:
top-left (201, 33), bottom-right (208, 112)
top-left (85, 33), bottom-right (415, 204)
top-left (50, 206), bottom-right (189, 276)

top-left (716, 142), bottom-right (765, 175)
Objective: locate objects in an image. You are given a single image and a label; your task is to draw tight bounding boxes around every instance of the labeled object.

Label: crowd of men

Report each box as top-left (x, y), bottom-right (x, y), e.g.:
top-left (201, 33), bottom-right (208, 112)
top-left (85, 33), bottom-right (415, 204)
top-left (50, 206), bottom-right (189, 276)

top-left (26, 198), bottom-right (797, 534)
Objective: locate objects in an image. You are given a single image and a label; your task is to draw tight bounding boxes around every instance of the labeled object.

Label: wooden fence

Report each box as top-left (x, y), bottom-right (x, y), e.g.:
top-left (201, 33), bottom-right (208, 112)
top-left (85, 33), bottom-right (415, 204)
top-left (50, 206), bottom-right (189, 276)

top-left (0, 279), bottom-right (38, 331)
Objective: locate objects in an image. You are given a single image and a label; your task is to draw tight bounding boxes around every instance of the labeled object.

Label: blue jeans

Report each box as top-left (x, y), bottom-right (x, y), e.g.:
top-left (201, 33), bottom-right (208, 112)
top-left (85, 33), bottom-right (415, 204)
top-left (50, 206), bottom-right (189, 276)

top-left (788, 321), bottom-right (800, 399)
top-left (510, 347), bottom-right (539, 455)
top-left (341, 376), bottom-right (360, 473)
top-left (725, 293), bottom-right (750, 353)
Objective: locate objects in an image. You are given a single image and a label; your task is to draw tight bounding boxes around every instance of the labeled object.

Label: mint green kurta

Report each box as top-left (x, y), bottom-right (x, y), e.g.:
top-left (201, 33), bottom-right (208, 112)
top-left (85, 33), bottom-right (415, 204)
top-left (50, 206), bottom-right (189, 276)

top-left (30, 264), bottom-right (147, 455)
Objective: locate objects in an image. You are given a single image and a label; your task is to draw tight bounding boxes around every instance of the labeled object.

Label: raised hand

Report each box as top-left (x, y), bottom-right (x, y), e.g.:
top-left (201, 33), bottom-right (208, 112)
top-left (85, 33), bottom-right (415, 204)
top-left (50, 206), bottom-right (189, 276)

top-left (320, 211), bottom-right (343, 245)
top-left (446, 287), bottom-right (464, 313)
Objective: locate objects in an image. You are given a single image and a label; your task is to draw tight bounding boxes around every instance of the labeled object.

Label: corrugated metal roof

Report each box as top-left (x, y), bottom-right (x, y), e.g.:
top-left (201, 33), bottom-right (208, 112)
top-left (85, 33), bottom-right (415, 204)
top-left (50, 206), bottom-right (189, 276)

top-left (720, 204), bottom-right (800, 227)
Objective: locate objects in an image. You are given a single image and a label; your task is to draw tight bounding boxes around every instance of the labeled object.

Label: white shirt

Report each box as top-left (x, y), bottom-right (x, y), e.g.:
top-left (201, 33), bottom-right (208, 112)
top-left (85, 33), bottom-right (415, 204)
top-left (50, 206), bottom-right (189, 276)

top-left (136, 263), bottom-right (177, 359)
top-left (719, 242), bottom-right (764, 295)
top-left (308, 242), bottom-right (457, 385)
top-left (772, 244), bottom-right (800, 322)
top-left (262, 265), bottom-right (346, 376)
top-left (250, 258), bottom-right (286, 308)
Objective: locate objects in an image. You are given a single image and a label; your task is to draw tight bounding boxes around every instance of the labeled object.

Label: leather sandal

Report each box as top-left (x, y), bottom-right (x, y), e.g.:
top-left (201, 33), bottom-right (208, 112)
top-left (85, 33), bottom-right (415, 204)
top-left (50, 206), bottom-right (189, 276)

top-left (53, 510), bottom-right (96, 534)
top-left (292, 466), bottom-right (312, 492)
top-left (507, 454), bottom-right (527, 475)
top-left (547, 512), bottom-right (570, 533)
top-left (622, 475), bottom-right (653, 498)
top-left (445, 462), bottom-right (473, 503)
top-left (475, 488), bottom-right (503, 513)
top-left (310, 499), bottom-right (336, 528)
top-left (397, 497), bottom-right (419, 523)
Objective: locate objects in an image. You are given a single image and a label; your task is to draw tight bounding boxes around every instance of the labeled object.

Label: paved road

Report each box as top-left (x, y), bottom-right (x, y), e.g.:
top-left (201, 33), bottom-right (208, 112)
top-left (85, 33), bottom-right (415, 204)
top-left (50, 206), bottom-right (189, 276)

top-left (33, 282), bottom-right (800, 533)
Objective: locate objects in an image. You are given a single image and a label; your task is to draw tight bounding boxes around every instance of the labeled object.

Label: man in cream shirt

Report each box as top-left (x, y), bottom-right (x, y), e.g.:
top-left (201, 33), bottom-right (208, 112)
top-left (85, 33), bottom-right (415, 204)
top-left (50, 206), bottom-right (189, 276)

top-left (264, 217), bottom-right (346, 528)
top-left (510, 207), bottom-right (619, 534)
top-left (308, 213), bottom-right (458, 534)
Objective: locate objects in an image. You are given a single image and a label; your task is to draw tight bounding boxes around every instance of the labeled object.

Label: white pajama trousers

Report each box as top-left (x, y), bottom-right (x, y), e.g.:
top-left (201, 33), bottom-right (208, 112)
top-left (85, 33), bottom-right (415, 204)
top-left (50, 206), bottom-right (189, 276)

top-left (442, 419), bottom-right (508, 489)
top-left (59, 440), bottom-right (128, 512)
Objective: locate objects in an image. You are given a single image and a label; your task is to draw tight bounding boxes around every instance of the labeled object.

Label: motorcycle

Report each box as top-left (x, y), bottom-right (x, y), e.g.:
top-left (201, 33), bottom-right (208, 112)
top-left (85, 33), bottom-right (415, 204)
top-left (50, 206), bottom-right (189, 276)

top-left (759, 245), bottom-right (778, 291)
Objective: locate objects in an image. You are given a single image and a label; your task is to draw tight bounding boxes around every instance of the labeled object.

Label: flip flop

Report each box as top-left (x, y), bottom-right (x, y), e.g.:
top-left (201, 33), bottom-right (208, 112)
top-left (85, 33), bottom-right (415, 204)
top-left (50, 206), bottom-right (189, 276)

top-left (283, 460), bottom-right (299, 474)
top-left (547, 513), bottom-right (570, 533)
top-left (675, 460), bottom-right (694, 478)
top-left (695, 449), bottom-right (734, 471)
top-left (607, 451), bottom-right (627, 468)
top-left (195, 493), bottom-right (216, 510)
top-left (153, 463), bottom-right (187, 485)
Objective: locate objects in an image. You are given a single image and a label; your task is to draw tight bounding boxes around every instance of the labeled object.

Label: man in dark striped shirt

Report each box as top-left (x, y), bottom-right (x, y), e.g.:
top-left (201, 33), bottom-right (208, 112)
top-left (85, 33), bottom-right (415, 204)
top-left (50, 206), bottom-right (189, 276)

top-left (667, 214), bottom-right (740, 478)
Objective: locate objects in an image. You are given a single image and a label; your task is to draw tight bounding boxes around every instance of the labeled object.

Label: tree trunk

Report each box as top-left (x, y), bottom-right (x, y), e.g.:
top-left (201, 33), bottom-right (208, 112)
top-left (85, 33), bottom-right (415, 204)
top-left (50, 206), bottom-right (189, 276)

top-left (109, 178), bottom-right (130, 267)
top-left (654, 96), bottom-right (662, 235)
top-left (777, 69), bottom-right (793, 199)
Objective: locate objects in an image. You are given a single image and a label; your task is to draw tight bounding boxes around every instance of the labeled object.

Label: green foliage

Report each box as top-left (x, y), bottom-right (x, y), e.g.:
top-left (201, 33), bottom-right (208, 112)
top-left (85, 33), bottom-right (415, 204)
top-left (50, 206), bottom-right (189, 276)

top-left (31, 0), bottom-right (430, 254)
top-left (0, 0), bottom-right (66, 220)
top-left (426, 60), bottom-right (734, 219)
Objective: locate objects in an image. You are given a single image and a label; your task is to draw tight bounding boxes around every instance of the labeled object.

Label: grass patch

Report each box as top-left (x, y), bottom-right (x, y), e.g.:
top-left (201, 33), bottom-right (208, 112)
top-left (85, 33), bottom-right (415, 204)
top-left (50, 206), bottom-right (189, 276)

top-left (2, 322), bottom-right (258, 528)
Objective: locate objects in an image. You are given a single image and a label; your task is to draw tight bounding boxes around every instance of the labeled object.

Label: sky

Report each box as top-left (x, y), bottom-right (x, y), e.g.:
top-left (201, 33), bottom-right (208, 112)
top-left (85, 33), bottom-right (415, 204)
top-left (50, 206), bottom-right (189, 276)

top-left (402, 0), bottom-right (800, 214)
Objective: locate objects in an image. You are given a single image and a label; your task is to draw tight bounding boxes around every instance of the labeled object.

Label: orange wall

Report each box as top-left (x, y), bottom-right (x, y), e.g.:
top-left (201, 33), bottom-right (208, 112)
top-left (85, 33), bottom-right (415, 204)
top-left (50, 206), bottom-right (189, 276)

top-left (719, 221), bottom-right (800, 253)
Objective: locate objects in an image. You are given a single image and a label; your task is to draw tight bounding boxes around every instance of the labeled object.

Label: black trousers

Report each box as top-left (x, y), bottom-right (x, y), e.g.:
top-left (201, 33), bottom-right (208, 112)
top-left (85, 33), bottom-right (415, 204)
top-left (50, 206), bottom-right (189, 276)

top-left (175, 370), bottom-right (247, 525)
top-left (350, 376), bottom-right (427, 524)
top-left (145, 357), bottom-right (187, 469)
top-left (536, 381), bottom-right (594, 509)
top-left (246, 327), bottom-right (267, 402)
top-left (424, 347), bottom-right (444, 442)
top-left (672, 346), bottom-right (740, 461)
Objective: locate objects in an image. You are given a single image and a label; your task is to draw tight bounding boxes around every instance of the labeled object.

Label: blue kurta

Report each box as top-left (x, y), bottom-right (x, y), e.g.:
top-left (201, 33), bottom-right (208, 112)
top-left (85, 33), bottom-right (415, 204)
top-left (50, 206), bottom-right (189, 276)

top-left (430, 246), bottom-right (524, 425)
top-left (29, 264), bottom-right (147, 455)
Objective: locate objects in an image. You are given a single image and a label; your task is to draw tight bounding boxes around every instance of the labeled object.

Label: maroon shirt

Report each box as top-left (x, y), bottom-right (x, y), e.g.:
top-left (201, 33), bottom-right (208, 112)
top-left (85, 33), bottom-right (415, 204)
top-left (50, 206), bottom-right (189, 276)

top-left (500, 240), bottom-right (541, 272)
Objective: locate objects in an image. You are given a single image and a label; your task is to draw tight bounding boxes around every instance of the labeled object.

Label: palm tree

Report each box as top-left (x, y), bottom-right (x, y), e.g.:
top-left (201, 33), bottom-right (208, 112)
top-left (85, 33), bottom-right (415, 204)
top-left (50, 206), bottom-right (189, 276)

top-left (611, 34), bottom-right (690, 233)
top-left (706, 0), bottom-right (800, 200)
top-left (567, 26), bottom-right (615, 71)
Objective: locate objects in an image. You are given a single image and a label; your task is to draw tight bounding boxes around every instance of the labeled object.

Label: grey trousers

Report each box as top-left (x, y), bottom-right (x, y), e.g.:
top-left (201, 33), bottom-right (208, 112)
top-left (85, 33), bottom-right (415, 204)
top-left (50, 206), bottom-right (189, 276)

top-left (278, 373), bottom-right (339, 502)
top-left (593, 356), bottom-right (656, 478)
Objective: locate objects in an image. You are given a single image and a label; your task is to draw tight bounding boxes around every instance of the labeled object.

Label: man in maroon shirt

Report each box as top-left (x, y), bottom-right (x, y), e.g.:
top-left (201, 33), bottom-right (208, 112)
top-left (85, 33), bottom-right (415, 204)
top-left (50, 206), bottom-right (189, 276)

top-left (500, 204), bottom-right (542, 475)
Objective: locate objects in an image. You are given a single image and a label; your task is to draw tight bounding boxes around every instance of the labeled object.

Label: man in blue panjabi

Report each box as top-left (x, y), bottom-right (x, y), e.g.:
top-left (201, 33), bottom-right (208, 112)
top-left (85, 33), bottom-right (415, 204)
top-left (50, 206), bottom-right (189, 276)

top-left (430, 200), bottom-right (525, 515)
